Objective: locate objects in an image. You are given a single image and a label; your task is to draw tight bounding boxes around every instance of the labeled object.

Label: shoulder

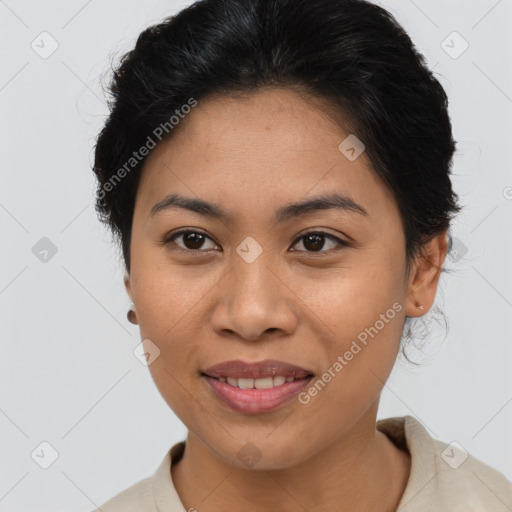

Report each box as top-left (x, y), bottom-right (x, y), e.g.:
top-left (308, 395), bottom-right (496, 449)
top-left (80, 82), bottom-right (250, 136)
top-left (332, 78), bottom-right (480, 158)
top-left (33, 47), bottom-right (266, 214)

top-left (89, 475), bottom-right (155, 512)
top-left (428, 433), bottom-right (512, 511)
top-left (88, 442), bottom-right (186, 512)
top-left (378, 415), bottom-right (512, 511)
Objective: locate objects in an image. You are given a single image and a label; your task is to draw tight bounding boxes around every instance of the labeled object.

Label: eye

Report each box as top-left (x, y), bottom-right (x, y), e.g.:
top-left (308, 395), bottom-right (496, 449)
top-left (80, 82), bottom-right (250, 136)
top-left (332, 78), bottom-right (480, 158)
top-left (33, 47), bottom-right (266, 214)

top-left (163, 229), bottom-right (348, 256)
top-left (165, 230), bottom-right (219, 253)
top-left (290, 231), bottom-right (348, 255)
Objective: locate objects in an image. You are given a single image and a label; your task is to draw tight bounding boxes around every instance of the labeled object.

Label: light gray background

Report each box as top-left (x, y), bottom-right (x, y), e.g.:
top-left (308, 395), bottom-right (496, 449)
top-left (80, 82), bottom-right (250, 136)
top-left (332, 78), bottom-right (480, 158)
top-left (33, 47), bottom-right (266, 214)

top-left (1, 0), bottom-right (511, 510)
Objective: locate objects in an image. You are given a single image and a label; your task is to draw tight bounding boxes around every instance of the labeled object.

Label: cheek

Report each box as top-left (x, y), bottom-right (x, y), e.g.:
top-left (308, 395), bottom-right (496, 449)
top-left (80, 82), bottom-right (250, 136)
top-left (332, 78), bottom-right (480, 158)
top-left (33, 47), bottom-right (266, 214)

top-left (132, 248), bottom-right (211, 334)
top-left (297, 264), bottom-right (405, 405)
top-left (136, 284), bottom-right (205, 428)
top-left (129, 262), bottom-right (204, 391)
top-left (295, 257), bottom-right (405, 337)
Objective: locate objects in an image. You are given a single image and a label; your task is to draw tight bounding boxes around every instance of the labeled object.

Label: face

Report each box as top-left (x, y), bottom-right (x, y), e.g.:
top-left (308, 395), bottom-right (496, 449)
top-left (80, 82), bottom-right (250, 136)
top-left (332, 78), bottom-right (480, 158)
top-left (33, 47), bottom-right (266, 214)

top-left (125, 87), bottom-right (442, 470)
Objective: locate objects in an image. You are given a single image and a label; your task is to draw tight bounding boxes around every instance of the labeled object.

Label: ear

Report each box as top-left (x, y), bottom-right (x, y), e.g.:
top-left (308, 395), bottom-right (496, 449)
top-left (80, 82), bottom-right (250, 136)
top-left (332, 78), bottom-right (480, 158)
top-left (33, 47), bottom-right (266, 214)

top-left (124, 273), bottom-right (134, 303)
top-left (405, 230), bottom-right (449, 317)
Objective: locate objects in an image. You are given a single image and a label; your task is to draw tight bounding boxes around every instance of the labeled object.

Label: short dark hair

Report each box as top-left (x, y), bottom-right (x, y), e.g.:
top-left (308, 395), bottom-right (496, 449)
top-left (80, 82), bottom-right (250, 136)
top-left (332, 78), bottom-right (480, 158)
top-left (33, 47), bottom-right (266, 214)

top-left (93, 0), bottom-right (462, 346)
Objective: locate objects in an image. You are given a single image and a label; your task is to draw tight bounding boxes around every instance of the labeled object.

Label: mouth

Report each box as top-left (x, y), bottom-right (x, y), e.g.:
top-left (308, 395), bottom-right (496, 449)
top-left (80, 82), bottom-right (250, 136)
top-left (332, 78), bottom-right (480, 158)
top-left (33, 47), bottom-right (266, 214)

top-left (202, 359), bottom-right (314, 380)
top-left (200, 359), bottom-right (314, 414)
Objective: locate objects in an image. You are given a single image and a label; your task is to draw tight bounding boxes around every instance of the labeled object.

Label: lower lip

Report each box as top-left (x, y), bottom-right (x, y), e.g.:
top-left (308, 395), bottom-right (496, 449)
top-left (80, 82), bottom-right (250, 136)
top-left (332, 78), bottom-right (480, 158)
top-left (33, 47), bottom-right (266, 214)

top-left (202, 375), bottom-right (313, 414)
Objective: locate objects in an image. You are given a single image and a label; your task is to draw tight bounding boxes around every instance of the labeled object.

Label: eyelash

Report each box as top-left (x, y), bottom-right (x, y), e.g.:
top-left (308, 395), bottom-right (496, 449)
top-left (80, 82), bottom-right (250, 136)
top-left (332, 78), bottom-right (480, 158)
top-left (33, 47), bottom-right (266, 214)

top-left (163, 229), bottom-right (349, 257)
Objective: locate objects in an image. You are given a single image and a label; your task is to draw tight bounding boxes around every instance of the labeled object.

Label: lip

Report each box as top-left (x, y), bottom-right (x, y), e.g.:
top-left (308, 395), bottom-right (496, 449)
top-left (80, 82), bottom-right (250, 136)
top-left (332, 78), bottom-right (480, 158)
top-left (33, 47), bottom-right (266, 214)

top-left (202, 374), bottom-right (314, 414)
top-left (202, 359), bottom-right (314, 379)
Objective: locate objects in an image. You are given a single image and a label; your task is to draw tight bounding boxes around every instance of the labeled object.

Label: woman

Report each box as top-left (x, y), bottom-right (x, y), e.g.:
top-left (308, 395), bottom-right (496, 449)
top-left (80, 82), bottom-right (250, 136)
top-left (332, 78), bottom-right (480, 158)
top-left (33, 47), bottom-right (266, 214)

top-left (91, 0), bottom-right (512, 510)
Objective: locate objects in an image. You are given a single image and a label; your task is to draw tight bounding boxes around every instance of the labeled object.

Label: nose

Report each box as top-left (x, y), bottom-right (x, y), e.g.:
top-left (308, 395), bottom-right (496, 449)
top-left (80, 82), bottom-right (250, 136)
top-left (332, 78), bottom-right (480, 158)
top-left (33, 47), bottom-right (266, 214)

top-left (210, 256), bottom-right (298, 342)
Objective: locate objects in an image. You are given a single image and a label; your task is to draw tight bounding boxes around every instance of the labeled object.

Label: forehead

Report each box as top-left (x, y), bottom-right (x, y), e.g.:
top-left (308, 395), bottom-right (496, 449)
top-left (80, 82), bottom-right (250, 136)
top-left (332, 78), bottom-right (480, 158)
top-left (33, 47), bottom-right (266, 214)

top-left (135, 87), bottom-right (395, 224)
top-left (156, 87), bottom-right (359, 158)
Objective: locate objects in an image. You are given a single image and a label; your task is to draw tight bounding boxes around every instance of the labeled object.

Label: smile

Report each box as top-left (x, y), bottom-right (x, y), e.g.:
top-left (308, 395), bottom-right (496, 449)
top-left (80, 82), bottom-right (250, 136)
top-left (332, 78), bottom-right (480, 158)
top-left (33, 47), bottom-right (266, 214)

top-left (202, 374), bottom-right (314, 414)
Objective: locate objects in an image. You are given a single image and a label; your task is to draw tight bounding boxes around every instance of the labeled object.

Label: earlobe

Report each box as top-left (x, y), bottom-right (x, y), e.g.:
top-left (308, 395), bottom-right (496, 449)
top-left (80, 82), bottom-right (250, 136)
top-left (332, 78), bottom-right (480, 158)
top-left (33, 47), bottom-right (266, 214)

top-left (127, 305), bottom-right (138, 324)
top-left (404, 231), bottom-right (449, 317)
top-left (124, 273), bottom-right (139, 324)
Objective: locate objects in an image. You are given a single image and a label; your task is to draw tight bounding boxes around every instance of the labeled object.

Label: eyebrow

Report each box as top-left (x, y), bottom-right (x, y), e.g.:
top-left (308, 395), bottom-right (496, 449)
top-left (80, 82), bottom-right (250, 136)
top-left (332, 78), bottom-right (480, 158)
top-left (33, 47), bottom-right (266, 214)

top-left (149, 192), bottom-right (368, 223)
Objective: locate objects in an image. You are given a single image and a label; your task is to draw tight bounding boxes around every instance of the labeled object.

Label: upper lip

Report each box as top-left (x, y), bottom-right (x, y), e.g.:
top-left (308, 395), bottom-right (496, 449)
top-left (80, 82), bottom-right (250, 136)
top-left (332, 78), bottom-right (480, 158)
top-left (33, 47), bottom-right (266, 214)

top-left (202, 359), bottom-right (314, 379)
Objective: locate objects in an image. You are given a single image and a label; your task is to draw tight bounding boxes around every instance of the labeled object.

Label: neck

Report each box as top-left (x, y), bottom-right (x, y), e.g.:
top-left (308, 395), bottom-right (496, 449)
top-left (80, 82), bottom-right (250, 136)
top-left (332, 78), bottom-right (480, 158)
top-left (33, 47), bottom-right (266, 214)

top-left (171, 406), bottom-right (411, 512)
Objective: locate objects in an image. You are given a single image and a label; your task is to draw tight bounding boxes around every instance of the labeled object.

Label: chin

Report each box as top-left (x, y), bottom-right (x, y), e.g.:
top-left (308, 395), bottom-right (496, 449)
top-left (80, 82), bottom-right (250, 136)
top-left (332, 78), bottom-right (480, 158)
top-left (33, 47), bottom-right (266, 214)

top-left (205, 433), bottom-right (313, 471)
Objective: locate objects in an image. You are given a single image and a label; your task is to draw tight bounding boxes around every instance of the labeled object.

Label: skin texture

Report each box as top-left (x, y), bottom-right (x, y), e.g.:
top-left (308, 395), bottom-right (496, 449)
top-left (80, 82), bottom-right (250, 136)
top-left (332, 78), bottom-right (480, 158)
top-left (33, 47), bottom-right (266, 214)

top-left (124, 87), bottom-right (448, 511)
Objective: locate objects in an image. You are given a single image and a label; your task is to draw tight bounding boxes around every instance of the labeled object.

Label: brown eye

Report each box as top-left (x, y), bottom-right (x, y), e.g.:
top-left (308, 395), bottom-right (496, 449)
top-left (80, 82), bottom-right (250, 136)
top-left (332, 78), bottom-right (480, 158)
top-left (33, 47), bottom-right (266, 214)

top-left (164, 229), bottom-right (348, 256)
top-left (166, 230), bottom-right (219, 252)
top-left (291, 231), bottom-right (348, 254)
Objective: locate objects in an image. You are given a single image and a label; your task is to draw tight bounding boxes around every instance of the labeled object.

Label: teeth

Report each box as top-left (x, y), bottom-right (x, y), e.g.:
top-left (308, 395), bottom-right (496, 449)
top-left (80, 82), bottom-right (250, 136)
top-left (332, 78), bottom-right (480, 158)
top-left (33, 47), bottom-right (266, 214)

top-left (254, 377), bottom-right (273, 389)
top-left (227, 377), bottom-right (238, 387)
top-left (238, 378), bottom-right (254, 389)
top-left (220, 375), bottom-right (298, 389)
top-left (272, 375), bottom-right (286, 386)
